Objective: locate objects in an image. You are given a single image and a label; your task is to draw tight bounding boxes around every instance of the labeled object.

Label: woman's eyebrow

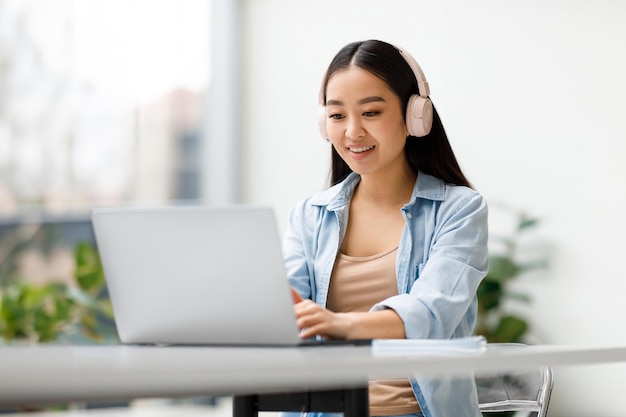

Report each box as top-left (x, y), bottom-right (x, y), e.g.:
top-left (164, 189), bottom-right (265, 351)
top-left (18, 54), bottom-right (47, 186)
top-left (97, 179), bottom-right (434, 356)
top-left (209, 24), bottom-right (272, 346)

top-left (359, 96), bottom-right (386, 105)
top-left (325, 96), bottom-right (387, 106)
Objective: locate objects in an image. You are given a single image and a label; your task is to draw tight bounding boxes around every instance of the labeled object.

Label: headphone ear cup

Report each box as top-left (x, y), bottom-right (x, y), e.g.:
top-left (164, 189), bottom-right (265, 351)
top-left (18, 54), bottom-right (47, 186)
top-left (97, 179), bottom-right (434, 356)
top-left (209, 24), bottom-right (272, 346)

top-left (318, 106), bottom-right (329, 141)
top-left (406, 94), bottom-right (433, 137)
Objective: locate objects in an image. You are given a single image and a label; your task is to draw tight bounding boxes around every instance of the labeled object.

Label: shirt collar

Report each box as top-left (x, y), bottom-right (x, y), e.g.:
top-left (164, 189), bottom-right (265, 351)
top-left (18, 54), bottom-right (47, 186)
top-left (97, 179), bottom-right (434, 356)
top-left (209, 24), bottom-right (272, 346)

top-left (309, 171), bottom-right (446, 210)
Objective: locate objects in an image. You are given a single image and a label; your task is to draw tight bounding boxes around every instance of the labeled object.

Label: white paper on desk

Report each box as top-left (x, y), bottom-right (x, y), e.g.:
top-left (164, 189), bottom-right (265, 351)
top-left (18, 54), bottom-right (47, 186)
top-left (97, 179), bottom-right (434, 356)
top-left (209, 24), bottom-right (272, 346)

top-left (371, 336), bottom-right (487, 356)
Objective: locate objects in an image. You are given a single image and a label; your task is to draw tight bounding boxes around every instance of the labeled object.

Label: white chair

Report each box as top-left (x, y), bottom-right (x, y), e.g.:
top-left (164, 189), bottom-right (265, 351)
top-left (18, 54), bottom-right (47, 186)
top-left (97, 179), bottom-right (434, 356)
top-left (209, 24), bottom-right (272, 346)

top-left (475, 343), bottom-right (554, 417)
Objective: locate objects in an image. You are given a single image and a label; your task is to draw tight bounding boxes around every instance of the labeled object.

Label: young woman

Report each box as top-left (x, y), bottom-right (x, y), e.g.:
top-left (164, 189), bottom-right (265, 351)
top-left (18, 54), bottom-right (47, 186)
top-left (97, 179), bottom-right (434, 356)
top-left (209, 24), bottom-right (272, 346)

top-left (282, 40), bottom-right (488, 417)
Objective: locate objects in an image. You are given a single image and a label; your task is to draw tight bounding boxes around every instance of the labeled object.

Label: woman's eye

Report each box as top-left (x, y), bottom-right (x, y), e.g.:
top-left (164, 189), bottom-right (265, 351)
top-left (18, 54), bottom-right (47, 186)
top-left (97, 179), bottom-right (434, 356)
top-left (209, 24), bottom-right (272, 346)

top-left (329, 113), bottom-right (344, 120)
top-left (363, 111), bottom-right (380, 117)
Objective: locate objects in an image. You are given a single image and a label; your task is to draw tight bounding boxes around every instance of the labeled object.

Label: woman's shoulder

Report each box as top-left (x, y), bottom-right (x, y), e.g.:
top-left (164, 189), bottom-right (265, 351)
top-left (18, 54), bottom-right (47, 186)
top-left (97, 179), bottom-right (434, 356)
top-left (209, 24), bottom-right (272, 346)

top-left (416, 172), bottom-right (487, 214)
top-left (416, 172), bottom-right (480, 199)
top-left (445, 181), bottom-right (483, 203)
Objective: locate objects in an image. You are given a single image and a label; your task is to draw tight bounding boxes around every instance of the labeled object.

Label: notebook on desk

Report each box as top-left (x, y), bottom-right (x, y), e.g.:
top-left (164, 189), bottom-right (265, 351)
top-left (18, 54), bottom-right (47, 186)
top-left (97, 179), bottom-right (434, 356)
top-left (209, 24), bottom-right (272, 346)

top-left (91, 205), bottom-right (369, 347)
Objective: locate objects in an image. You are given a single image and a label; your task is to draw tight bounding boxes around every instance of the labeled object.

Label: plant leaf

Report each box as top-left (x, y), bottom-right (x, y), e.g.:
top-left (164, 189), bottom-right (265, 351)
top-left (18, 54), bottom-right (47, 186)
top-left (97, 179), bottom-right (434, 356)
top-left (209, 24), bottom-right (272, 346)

top-left (477, 280), bottom-right (502, 312)
top-left (492, 315), bottom-right (529, 343)
top-left (518, 217), bottom-right (539, 231)
top-left (517, 259), bottom-right (549, 272)
top-left (74, 242), bottom-right (105, 295)
top-left (485, 256), bottom-right (520, 283)
top-left (503, 291), bottom-right (532, 304)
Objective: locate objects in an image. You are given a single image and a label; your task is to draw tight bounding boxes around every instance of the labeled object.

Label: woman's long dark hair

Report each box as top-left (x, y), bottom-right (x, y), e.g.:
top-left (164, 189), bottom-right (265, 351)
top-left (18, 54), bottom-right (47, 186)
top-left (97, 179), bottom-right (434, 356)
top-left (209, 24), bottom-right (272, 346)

top-left (323, 40), bottom-right (472, 189)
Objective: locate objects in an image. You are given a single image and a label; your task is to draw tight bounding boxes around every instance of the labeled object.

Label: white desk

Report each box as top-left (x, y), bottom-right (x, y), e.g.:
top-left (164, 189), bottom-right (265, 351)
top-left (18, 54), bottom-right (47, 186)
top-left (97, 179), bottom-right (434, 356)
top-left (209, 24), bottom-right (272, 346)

top-left (2, 343), bottom-right (626, 410)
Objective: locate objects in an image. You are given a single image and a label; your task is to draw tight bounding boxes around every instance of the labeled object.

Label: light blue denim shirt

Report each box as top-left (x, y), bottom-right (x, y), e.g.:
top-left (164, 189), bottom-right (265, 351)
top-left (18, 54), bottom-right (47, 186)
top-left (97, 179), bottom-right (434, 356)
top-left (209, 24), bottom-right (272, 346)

top-left (282, 171), bottom-right (488, 417)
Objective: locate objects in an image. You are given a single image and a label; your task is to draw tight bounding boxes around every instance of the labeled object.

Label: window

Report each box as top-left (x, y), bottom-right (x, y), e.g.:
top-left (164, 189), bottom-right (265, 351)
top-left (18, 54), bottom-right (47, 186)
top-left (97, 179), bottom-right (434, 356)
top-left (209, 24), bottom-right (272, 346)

top-left (0, 0), bottom-right (212, 214)
top-left (0, 0), bottom-right (219, 305)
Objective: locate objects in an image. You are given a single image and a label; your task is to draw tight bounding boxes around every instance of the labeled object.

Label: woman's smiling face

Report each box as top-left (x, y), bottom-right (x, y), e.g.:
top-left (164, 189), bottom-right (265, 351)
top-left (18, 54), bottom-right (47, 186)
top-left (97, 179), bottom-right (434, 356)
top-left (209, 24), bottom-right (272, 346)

top-left (324, 65), bottom-right (409, 178)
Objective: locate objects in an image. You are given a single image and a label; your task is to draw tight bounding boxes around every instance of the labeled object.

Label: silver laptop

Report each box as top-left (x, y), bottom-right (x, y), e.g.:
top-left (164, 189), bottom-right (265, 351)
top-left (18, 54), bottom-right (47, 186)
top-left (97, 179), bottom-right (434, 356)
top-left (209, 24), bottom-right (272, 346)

top-left (91, 205), bottom-right (309, 346)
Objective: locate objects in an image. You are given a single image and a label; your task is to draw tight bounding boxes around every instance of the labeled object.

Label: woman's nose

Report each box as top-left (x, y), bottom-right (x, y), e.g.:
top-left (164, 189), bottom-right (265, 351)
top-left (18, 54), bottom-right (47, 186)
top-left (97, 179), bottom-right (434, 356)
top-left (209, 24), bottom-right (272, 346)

top-left (345, 118), bottom-right (365, 139)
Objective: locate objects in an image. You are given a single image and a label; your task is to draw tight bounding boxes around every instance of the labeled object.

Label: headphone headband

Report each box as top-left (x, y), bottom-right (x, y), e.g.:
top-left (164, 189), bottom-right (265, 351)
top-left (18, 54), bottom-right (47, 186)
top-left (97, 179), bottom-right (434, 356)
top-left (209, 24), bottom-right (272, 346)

top-left (396, 46), bottom-right (430, 97)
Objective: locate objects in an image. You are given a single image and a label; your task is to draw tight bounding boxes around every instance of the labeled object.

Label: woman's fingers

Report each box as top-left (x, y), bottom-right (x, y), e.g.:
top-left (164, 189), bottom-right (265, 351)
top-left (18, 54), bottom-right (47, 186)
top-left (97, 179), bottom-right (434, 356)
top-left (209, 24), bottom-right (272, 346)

top-left (293, 301), bottom-right (347, 339)
top-left (294, 300), bottom-right (323, 322)
top-left (290, 287), bottom-right (304, 304)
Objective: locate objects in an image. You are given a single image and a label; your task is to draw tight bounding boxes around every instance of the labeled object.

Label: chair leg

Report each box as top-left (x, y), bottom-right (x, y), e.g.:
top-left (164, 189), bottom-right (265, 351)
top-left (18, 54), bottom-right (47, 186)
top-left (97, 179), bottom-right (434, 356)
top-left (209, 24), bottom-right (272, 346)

top-left (233, 395), bottom-right (258, 417)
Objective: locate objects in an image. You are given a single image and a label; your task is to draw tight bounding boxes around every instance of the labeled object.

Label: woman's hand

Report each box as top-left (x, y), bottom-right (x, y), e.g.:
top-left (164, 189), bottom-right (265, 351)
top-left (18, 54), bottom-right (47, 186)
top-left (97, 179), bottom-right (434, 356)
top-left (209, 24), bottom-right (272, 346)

top-left (293, 299), bottom-right (406, 340)
top-left (294, 300), bottom-right (353, 340)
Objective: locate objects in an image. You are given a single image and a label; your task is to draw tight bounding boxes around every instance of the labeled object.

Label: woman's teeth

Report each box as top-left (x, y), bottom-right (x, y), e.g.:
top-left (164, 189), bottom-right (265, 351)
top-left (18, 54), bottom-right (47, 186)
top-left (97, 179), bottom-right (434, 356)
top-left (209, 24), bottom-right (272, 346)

top-left (349, 146), bottom-right (374, 153)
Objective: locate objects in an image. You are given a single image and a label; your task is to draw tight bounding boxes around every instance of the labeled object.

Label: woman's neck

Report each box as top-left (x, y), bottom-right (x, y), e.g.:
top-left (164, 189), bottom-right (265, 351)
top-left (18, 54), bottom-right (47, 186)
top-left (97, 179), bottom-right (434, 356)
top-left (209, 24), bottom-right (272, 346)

top-left (355, 167), bottom-right (417, 209)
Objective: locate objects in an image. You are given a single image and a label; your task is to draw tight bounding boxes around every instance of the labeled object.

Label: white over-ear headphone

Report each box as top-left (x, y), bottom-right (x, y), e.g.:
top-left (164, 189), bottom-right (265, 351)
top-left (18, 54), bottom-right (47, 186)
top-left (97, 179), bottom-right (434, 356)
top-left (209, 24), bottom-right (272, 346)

top-left (318, 44), bottom-right (433, 141)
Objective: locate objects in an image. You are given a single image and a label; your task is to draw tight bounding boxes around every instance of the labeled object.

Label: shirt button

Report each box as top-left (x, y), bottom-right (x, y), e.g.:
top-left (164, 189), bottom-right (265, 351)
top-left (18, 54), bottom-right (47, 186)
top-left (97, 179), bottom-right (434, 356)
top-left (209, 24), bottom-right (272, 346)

top-left (406, 213), bottom-right (413, 219)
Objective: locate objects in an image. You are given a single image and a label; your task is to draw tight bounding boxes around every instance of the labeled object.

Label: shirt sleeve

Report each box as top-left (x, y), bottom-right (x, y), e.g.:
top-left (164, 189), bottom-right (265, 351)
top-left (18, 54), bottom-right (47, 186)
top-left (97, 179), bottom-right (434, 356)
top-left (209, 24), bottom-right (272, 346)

top-left (282, 200), bottom-right (314, 301)
top-left (371, 191), bottom-right (489, 340)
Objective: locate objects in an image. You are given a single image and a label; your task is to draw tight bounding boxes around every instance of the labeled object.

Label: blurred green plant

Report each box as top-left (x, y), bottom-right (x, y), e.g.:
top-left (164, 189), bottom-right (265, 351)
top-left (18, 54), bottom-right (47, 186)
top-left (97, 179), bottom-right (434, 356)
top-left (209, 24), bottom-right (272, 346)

top-left (0, 241), bottom-right (117, 344)
top-left (475, 210), bottom-right (548, 344)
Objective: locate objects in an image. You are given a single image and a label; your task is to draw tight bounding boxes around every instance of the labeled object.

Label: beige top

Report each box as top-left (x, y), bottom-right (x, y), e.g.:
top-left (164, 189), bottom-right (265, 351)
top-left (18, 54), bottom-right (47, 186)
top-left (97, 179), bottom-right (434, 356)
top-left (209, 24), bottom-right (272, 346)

top-left (327, 248), bottom-right (421, 416)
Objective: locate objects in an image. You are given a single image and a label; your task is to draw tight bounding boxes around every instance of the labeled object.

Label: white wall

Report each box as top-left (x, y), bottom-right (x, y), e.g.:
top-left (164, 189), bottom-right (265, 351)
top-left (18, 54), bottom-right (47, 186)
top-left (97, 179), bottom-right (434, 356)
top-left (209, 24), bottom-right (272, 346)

top-left (239, 1), bottom-right (626, 415)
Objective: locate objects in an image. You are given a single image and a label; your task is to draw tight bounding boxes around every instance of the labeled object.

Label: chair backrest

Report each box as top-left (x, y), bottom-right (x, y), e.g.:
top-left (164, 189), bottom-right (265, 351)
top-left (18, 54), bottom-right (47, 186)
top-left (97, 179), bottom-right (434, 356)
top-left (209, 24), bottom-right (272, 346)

top-left (475, 343), bottom-right (554, 417)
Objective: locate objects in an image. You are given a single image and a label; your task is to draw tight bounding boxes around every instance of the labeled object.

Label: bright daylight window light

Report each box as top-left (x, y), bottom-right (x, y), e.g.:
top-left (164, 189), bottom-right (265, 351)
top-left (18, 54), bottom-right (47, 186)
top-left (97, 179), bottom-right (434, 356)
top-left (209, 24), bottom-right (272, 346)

top-left (0, 0), bottom-right (212, 213)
